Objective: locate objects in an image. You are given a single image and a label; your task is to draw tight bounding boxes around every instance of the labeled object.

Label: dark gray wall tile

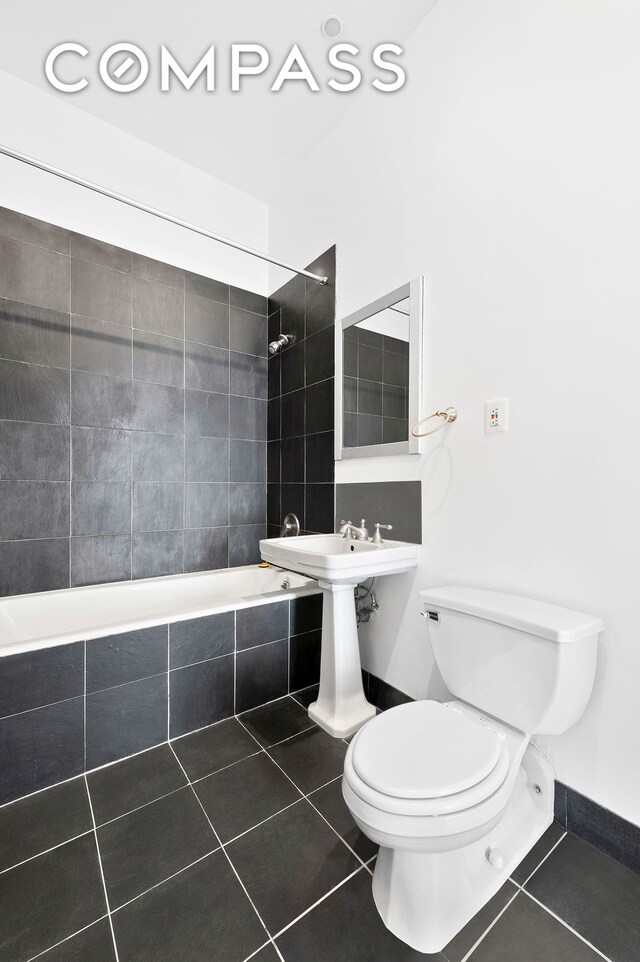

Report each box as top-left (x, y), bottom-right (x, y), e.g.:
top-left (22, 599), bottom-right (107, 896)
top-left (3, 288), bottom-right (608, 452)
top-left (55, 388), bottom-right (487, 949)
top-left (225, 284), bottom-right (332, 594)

top-left (185, 436), bottom-right (229, 482)
top-left (185, 342), bottom-right (229, 394)
top-left (289, 630), bottom-right (321, 692)
top-left (229, 483), bottom-right (266, 525)
top-left (0, 359), bottom-right (70, 425)
top-left (281, 437), bottom-right (303, 483)
top-left (335, 480), bottom-right (422, 544)
top-left (0, 642), bottom-right (84, 718)
top-left (86, 674), bottom-right (168, 768)
top-left (382, 384), bottom-right (406, 419)
top-left (185, 294), bottom-right (229, 348)
top-left (169, 655), bottom-right (234, 737)
top-left (0, 298), bottom-right (70, 368)
top-left (0, 421), bottom-right (70, 481)
top-left (0, 480), bottom-right (69, 540)
top-left (132, 381), bottom-right (183, 434)
top-left (185, 483), bottom-right (228, 528)
top-left (133, 482), bottom-right (184, 532)
top-left (230, 352), bottom-right (267, 399)
top-left (71, 315), bottom-right (132, 378)
top-left (230, 440), bottom-right (266, 483)
top-left (236, 600), bottom-right (289, 651)
top-left (0, 206), bottom-right (70, 254)
top-left (71, 482), bottom-right (131, 536)
top-left (86, 625), bottom-right (168, 693)
top-left (383, 417), bottom-right (407, 443)
top-left (131, 253), bottom-right (184, 290)
top-left (356, 413), bottom-right (383, 446)
top-left (230, 286), bottom-right (268, 316)
top-left (132, 432), bottom-right (184, 482)
top-left (305, 431), bottom-right (334, 483)
top-left (70, 534), bottom-right (131, 586)
top-left (133, 330), bottom-right (184, 387)
top-left (0, 538), bottom-right (69, 596)
top-left (70, 234), bottom-right (131, 273)
top-left (131, 277), bottom-right (184, 338)
top-left (228, 524), bottom-right (264, 566)
top-left (290, 593), bottom-right (323, 635)
top-left (305, 483), bottom-right (334, 534)
top-left (383, 350), bottom-right (409, 386)
top-left (281, 388), bottom-right (305, 438)
top-left (305, 378), bottom-right (334, 434)
top-left (235, 639), bottom-right (288, 713)
top-left (184, 527), bottom-right (228, 572)
top-left (230, 307), bottom-right (267, 357)
top-left (0, 235), bottom-right (70, 313)
top-left (170, 612), bottom-right (235, 669)
top-left (72, 426), bottom-right (130, 482)
top-left (305, 326), bottom-right (334, 386)
top-left (133, 531), bottom-right (184, 579)
top-left (565, 784), bottom-right (640, 875)
top-left (71, 371), bottom-right (131, 429)
top-left (281, 342), bottom-right (304, 397)
top-left (358, 379), bottom-right (383, 416)
top-left (0, 697), bottom-right (84, 804)
top-left (71, 258), bottom-right (131, 327)
top-left (185, 271), bottom-right (228, 304)
top-left (230, 396), bottom-right (266, 441)
top-left (185, 389), bottom-right (229, 438)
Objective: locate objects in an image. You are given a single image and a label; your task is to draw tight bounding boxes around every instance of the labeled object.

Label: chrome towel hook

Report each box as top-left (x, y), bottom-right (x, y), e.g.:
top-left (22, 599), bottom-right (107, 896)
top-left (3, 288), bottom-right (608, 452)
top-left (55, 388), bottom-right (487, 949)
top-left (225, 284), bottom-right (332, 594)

top-left (411, 407), bottom-right (458, 438)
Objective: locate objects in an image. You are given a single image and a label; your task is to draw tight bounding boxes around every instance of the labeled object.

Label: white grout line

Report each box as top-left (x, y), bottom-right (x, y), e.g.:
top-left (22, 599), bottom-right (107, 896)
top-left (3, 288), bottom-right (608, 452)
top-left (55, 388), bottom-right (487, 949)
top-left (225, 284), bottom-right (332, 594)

top-left (270, 862), bottom-right (367, 942)
top-left (0, 829), bottom-right (95, 877)
top-left (168, 741), bottom-right (276, 951)
top-left (457, 881), bottom-right (521, 962)
top-left (25, 916), bottom-right (111, 962)
top-left (110, 849), bottom-right (219, 914)
top-left (521, 890), bottom-right (614, 962)
top-left (518, 829), bottom-right (567, 887)
top-left (84, 775), bottom-right (121, 962)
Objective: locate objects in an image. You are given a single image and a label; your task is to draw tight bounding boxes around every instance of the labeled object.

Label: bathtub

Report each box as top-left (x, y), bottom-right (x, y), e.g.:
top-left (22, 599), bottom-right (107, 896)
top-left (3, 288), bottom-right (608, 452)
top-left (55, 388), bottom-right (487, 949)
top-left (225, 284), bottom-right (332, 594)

top-left (0, 564), bottom-right (317, 656)
top-left (0, 564), bottom-right (324, 806)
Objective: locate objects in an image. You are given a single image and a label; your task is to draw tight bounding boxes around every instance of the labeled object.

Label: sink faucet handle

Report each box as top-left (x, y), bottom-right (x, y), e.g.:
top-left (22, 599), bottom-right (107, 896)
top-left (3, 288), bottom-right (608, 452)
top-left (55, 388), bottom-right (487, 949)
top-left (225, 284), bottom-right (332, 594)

top-left (372, 523), bottom-right (393, 544)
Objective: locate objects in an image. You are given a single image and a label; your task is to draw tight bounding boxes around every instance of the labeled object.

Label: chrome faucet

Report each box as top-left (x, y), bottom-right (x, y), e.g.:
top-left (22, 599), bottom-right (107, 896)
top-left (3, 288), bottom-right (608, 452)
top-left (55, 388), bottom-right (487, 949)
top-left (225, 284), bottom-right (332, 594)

top-left (338, 519), bottom-right (369, 541)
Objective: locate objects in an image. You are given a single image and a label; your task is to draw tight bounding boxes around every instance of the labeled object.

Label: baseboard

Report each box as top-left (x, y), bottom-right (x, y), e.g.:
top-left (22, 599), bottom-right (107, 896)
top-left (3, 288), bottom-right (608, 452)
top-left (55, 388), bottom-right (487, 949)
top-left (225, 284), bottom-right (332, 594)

top-left (363, 670), bottom-right (640, 876)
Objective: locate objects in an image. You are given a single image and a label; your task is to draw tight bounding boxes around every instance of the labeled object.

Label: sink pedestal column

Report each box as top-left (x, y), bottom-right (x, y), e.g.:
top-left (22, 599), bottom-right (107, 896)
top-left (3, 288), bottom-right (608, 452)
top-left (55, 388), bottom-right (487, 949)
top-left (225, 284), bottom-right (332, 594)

top-left (308, 580), bottom-right (376, 738)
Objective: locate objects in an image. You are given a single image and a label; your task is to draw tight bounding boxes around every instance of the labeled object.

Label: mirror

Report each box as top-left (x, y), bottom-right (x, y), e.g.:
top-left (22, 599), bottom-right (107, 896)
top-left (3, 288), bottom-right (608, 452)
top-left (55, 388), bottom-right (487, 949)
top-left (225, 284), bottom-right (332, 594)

top-left (335, 277), bottom-right (424, 459)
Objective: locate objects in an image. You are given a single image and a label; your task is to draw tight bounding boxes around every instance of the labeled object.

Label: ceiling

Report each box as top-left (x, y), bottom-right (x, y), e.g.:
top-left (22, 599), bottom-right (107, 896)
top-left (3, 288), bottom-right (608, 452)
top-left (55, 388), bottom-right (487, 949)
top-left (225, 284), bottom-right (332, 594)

top-left (0, 0), bottom-right (438, 201)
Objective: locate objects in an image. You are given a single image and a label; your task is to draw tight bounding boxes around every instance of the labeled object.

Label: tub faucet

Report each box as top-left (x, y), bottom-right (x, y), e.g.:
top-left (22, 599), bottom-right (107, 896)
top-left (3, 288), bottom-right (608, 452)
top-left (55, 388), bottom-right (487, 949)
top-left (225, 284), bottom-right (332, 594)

top-left (338, 519), bottom-right (369, 541)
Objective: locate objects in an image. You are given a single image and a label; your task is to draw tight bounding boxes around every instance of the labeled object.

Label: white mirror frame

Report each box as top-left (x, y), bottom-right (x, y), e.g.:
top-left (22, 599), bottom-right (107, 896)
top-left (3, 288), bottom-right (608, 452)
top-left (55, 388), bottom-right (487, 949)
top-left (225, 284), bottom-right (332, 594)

top-left (334, 275), bottom-right (424, 460)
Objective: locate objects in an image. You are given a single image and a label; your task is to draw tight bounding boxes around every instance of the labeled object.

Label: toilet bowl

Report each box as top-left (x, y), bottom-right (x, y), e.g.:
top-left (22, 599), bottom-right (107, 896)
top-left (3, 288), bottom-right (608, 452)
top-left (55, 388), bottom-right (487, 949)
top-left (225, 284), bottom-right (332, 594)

top-left (342, 586), bottom-right (603, 953)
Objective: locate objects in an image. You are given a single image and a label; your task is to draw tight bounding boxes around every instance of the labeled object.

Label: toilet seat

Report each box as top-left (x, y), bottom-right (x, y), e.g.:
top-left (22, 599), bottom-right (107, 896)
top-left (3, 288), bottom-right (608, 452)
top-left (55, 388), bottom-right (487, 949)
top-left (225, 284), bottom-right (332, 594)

top-left (346, 701), bottom-right (511, 818)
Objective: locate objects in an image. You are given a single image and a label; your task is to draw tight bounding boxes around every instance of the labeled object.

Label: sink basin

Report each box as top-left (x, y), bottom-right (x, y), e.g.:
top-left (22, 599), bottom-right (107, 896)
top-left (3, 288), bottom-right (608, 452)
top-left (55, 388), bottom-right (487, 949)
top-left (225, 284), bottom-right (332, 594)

top-left (259, 534), bottom-right (419, 584)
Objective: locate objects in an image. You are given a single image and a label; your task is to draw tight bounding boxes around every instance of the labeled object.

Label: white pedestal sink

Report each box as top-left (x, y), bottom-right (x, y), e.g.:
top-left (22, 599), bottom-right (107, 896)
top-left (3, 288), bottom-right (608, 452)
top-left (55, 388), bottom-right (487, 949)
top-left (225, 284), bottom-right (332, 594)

top-left (259, 534), bottom-right (419, 738)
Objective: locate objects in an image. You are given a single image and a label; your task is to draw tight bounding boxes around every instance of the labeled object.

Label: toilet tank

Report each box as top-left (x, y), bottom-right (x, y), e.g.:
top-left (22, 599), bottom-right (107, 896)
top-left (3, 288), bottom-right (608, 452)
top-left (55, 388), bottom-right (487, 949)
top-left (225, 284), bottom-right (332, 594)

top-left (421, 586), bottom-right (603, 735)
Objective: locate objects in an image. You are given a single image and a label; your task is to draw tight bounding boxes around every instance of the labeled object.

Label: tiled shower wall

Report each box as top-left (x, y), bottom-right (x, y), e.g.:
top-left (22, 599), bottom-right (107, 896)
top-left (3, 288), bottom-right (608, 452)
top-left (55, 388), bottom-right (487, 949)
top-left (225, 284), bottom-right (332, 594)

top-left (267, 247), bottom-right (336, 537)
top-left (0, 206), bottom-right (269, 596)
top-left (343, 327), bottom-right (409, 447)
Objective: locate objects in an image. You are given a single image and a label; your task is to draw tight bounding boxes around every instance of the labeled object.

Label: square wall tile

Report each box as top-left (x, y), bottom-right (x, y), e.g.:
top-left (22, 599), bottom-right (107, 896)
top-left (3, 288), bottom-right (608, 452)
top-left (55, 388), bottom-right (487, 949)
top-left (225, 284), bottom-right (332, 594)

top-left (169, 654), bottom-right (235, 737)
top-left (230, 307), bottom-right (267, 357)
top-left (132, 276), bottom-right (184, 338)
top-left (72, 426), bottom-right (130, 482)
top-left (0, 298), bottom-right (70, 368)
top-left (184, 526), bottom-right (228, 572)
top-left (185, 293), bottom-right (229, 348)
top-left (71, 482), bottom-right (130, 536)
top-left (236, 600), bottom-right (289, 651)
top-left (133, 330), bottom-right (184, 388)
top-left (230, 396), bottom-right (267, 441)
top-left (0, 697), bottom-right (84, 804)
top-left (185, 436), bottom-right (229, 482)
top-left (235, 639), bottom-right (288, 713)
top-left (0, 421), bottom-right (70, 482)
top-left (0, 480), bottom-right (69, 540)
top-left (71, 258), bottom-right (131, 326)
top-left (132, 254), bottom-right (184, 291)
top-left (0, 538), bottom-right (69, 596)
top-left (133, 482), bottom-right (184, 532)
top-left (169, 611), bottom-right (235, 669)
top-left (132, 381), bottom-right (184, 435)
top-left (185, 271), bottom-right (229, 304)
top-left (132, 432), bottom-right (184, 483)
top-left (70, 534), bottom-right (131, 587)
top-left (71, 371), bottom-right (131, 430)
top-left (289, 630), bottom-right (322, 692)
top-left (229, 483), bottom-right (266, 525)
top-left (229, 352), bottom-right (267, 399)
top-left (228, 525), bottom-right (265, 566)
top-left (86, 674), bottom-right (168, 769)
top-left (230, 286), bottom-right (267, 316)
top-left (0, 642), bottom-right (84, 719)
top-left (0, 235), bottom-right (70, 313)
top-left (71, 315), bottom-right (132, 379)
top-left (185, 389), bottom-right (229, 438)
top-left (70, 232), bottom-right (131, 272)
top-left (185, 342), bottom-right (230, 394)
top-left (185, 482), bottom-right (228, 528)
top-left (0, 358), bottom-right (70, 425)
top-left (86, 625), bottom-right (168, 693)
top-left (0, 206), bottom-right (70, 254)
top-left (133, 530), bottom-right (184, 579)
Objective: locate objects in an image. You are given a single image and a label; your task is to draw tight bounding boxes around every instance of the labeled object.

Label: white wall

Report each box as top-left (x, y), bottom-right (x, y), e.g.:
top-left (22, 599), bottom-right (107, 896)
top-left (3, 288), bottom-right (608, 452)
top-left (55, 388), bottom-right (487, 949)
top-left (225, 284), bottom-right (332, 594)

top-left (0, 69), bottom-right (269, 293)
top-left (269, 0), bottom-right (640, 826)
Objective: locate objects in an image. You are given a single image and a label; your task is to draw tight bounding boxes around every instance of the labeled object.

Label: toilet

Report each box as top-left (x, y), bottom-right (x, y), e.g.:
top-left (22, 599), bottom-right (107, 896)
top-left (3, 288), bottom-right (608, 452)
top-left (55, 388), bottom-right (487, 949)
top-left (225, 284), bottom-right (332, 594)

top-left (342, 585), bottom-right (604, 953)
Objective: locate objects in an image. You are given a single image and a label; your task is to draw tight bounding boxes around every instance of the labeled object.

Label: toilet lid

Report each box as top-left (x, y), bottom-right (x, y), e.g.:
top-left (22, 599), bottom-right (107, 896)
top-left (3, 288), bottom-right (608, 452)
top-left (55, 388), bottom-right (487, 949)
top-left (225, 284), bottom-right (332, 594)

top-left (352, 701), bottom-right (503, 800)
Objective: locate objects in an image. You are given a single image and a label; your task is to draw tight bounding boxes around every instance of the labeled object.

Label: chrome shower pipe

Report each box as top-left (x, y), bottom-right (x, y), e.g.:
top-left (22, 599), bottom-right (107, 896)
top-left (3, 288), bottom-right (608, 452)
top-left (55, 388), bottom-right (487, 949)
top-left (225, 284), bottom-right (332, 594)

top-left (0, 143), bottom-right (329, 285)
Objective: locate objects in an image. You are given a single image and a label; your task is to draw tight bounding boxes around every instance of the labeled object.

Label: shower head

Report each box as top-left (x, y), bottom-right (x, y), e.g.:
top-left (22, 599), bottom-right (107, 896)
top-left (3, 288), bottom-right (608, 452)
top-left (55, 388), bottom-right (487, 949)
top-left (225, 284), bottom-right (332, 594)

top-left (268, 333), bottom-right (296, 356)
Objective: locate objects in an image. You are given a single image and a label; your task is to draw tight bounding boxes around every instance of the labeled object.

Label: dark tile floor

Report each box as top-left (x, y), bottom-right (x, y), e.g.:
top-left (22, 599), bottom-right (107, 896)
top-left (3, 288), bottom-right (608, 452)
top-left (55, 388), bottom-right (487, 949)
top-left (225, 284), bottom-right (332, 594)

top-left (1, 687), bottom-right (639, 962)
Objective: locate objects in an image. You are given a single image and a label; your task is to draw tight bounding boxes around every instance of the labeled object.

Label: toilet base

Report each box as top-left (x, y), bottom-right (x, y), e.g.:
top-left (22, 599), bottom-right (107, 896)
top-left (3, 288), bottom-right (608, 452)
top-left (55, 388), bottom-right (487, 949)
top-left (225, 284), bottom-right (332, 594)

top-left (370, 745), bottom-right (554, 954)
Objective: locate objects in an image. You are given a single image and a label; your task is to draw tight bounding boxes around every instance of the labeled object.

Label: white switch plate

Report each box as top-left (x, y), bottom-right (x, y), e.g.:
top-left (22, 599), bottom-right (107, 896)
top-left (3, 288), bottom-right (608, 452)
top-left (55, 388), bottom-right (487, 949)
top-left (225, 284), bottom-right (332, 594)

top-left (485, 397), bottom-right (509, 434)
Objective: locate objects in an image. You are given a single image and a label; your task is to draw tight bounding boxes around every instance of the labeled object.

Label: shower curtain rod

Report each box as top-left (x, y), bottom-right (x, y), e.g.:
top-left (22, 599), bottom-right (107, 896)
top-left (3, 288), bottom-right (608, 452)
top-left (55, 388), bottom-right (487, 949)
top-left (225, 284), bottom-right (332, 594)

top-left (0, 143), bottom-right (328, 285)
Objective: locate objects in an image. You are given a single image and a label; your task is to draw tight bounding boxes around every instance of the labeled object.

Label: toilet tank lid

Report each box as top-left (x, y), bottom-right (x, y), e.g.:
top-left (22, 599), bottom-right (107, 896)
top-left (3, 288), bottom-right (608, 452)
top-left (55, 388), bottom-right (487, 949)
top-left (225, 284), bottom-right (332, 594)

top-left (420, 586), bottom-right (604, 643)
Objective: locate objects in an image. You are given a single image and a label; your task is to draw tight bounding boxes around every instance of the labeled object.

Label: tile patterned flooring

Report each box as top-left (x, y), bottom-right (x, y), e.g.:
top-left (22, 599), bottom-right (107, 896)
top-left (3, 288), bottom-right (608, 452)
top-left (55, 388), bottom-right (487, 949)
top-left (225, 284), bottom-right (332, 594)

top-left (1, 688), bottom-right (639, 962)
